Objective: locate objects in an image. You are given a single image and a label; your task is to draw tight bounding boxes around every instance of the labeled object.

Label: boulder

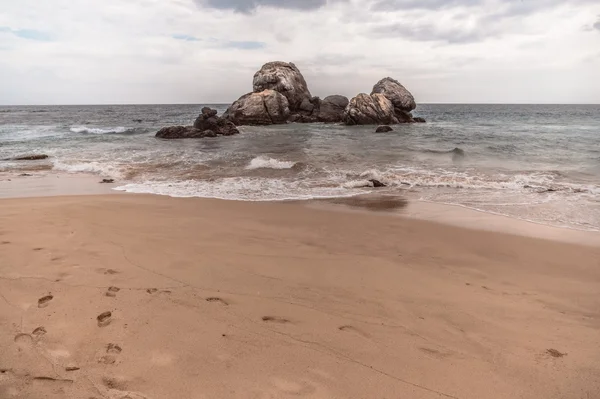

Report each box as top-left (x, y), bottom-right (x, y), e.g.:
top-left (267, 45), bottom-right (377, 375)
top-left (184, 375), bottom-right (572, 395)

top-left (317, 95), bottom-right (349, 123)
top-left (252, 62), bottom-right (312, 112)
top-left (156, 107), bottom-right (239, 139)
top-left (224, 90), bottom-right (290, 125)
top-left (371, 77), bottom-right (416, 113)
top-left (375, 125), bottom-right (393, 133)
top-left (156, 126), bottom-right (213, 139)
top-left (343, 93), bottom-right (398, 125)
top-left (193, 107), bottom-right (239, 136)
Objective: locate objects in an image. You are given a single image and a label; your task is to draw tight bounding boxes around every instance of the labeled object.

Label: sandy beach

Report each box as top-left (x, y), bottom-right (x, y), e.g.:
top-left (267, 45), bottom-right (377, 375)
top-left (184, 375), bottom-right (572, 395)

top-left (1, 180), bottom-right (599, 399)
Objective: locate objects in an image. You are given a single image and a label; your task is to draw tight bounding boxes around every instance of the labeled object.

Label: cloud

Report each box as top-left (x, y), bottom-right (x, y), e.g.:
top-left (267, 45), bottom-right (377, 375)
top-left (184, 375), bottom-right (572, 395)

top-left (172, 34), bottom-right (200, 42)
top-left (0, 0), bottom-right (598, 104)
top-left (0, 26), bottom-right (52, 41)
top-left (196, 0), bottom-right (332, 13)
top-left (594, 16), bottom-right (600, 31)
top-left (223, 40), bottom-right (266, 49)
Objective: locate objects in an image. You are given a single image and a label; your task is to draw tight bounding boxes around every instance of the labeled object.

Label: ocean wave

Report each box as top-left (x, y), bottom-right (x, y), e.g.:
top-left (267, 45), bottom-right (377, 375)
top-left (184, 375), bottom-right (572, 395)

top-left (52, 160), bottom-right (123, 178)
top-left (354, 167), bottom-right (600, 195)
top-left (114, 177), bottom-right (364, 201)
top-left (245, 156), bottom-right (297, 170)
top-left (70, 126), bottom-right (129, 134)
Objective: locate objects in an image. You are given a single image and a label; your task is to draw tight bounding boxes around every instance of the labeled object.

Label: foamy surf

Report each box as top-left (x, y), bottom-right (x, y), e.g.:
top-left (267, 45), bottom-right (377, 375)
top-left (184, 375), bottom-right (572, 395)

top-left (114, 177), bottom-right (366, 201)
top-left (245, 156), bottom-right (297, 170)
top-left (70, 126), bottom-right (128, 134)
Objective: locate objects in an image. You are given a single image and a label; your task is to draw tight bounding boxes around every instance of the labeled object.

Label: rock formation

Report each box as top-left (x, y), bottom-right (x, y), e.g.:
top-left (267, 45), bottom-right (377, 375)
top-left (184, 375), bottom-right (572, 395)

top-left (225, 62), bottom-right (348, 125)
top-left (219, 61), bottom-right (425, 126)
top-left (224, 90), bottom-right (290, 125)
top-left (156, 107), bottom-right (239, 139)
top-left (344, 78), bottom-right (422, 125)
top-left (343, 93), bottom-right (398, 125)
top-left (253, 62), bottom-right (312, 112)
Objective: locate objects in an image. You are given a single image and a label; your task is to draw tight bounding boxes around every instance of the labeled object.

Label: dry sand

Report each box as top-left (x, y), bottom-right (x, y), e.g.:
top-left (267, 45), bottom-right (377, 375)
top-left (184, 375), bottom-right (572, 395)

top-left (1, 193), bottom-right (599, 399)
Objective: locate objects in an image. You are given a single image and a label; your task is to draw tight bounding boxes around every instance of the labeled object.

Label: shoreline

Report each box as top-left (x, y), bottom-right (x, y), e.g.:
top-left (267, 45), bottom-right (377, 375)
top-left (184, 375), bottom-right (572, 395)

top-left (2, 171), bottom-right (600, 247)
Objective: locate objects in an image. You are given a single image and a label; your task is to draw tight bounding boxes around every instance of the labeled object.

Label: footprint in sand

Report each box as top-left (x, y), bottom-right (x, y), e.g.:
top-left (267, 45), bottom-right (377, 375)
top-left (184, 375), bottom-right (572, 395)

top-left (262, 316), bottom-right (290, 324)
top-left (146, 288), bottom-right (158, 294)
top-left (338, 325), bottom-right (370, 338)
top-left (97, 268), bottom-right (119, 275)
top-left (38, 295), bottom-right (53, 308)
top-left (100, 343), bottom-right (123, 364)
top-left (1, 241), bottom-right (10, 245)
top-left (206, 297), bottom-right (228, 306)
top-left (32, 326), bottom-right (47, 337)
top-left (97, 311), bottom-right (112, 327)
top-left (14, 333), bottom-right (34, 350)
top-left (105, 287), bottom-right (120, 297)
top-left (32, 247), bottom-right (44, 251)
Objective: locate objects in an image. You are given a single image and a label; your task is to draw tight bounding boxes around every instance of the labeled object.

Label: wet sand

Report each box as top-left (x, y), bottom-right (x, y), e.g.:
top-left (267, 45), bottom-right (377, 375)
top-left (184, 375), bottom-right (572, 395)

top-left (1, 189), bottom-right (599, 399)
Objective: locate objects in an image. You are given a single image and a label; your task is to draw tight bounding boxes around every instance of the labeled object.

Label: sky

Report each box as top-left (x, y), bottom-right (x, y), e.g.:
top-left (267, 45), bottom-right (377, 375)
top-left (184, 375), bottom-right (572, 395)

top-left (0, 0), bottom-right (599, 105)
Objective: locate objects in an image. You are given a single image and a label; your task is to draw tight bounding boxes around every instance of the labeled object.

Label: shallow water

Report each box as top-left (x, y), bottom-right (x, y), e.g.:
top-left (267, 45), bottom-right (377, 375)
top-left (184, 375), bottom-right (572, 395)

top-left (1, 104), bottom-right (599, 230)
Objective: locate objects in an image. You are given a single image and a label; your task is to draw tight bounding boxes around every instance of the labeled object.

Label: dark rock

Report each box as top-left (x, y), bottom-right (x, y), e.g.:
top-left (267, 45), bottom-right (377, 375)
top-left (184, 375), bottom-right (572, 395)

top-left (19, 173), bottom-right (33, 177)
top-left (375, 125), bottom-right (393, 133)
top-left (252, 61), bottom-right (312, 112)
top-left (343, 93), bottom-right (398, 125)
top-left (288, 114), bottom-right (318, 123)
top-left (157, 107), bottom-right (239, 139)
top-left (369, 179), bottom-right (387, 187)
top-left (224, 90), bottom-right (290, 125)
top-left (193, 107), bottom-right (239, 136)
top-left (344, 77), bottom-right (419, 125)
top-left (100, 179), bottom-right (115, 184)
top-left (133, 119), bottom-right (143, 123)
top-left (13, 154), bottom-right (49, 161)
top-left (451, 147), bottom-right (465, 162)
top-left (413, 117), bottom-right (426, 123)
top-left (156, 126), bottom-right (208, 139)
top-left (371, 77), bottom-right (416, 113)
top-left (317, 95), bottom-right (349, 123)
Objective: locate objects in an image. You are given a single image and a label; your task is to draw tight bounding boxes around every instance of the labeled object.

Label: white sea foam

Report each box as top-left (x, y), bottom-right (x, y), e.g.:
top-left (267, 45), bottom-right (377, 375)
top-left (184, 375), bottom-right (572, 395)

top-left (245, 156), bottom-right (296, 170)
top-left (70, 126), bottom-right (128, 134)
top-left (114, 177), bottom-right (363, 201)
top-left (52, 160), bottom-right (123, 178)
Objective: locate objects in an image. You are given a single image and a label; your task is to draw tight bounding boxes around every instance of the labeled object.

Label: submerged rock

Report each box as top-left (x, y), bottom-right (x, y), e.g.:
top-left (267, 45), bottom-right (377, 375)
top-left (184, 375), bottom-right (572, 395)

top-left (224, 90), bottom-right (290, 125)
top-left (12, 154), bottom-right (49, 161)
top-left (413, 117), bottom-right (426, 123)
top-left (369, 179), bottom-right (387, 187)
top-left (375, 125), bottom-right (393, 133)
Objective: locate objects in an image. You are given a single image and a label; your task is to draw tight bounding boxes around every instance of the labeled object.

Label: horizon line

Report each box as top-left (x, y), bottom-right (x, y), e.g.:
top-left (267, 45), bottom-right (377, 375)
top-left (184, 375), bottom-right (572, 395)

top-left (1, 102), bottom-right (599, 107)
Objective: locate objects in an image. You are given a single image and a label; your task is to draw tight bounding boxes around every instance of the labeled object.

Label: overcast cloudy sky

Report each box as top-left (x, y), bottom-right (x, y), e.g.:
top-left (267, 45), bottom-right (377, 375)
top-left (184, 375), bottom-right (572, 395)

top-left (1, 0), bottom-right (599, 104)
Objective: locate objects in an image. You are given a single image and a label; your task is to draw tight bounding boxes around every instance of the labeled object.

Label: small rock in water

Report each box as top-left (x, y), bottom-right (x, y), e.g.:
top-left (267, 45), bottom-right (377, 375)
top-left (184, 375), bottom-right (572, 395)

top-left (13, 154), bottom-right (49, 161)
top-left (413, 117), bottom-right (426, 123)
top-left (375, 125), bottom-right (393, 133)
top-left (19, 173), bottom-right (33, 177)
top-left (369, 179), bottom-right (387, 188)
top-left (100, 179), bottom-right (115, 184)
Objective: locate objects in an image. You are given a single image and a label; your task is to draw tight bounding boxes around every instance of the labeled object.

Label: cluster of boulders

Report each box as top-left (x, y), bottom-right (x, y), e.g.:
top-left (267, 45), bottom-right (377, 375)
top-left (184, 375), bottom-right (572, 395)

top-left (156, 107), bottom-right (239, 139)
top-left (156, 61), bottom-right (424, 139)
